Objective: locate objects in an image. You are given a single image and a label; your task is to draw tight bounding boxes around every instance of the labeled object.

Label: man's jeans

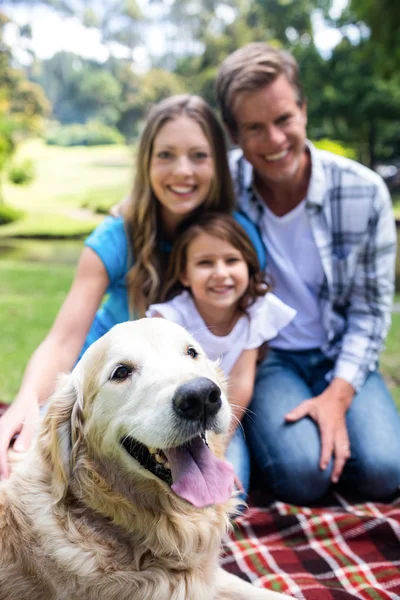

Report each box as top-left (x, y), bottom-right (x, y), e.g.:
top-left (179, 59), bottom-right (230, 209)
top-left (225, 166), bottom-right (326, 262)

top-left (226, 348), bottom-right (400, 505)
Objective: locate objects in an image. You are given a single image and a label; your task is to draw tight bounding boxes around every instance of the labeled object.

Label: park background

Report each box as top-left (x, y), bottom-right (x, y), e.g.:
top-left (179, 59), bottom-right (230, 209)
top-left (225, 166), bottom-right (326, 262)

top-left (0, 0), bottom-right (399, 406)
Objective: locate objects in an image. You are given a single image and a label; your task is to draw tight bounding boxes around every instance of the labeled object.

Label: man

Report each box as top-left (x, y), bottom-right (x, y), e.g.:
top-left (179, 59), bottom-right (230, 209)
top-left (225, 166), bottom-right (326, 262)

top-left (216, 42), bottom-right (400, 504)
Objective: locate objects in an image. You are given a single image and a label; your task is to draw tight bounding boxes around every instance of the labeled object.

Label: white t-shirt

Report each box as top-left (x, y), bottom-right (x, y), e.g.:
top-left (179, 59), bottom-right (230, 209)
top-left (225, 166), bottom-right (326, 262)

top-left (258, 199), bottom-right (327, 350)
top-left (146, 290), bottom-right (296, 376)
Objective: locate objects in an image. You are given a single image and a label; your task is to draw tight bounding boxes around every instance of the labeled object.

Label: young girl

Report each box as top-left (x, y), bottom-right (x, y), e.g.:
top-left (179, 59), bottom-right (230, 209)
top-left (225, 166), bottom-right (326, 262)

top-left (146, 213), bottom-right (296, 445)
top-left (0, 95), bottom-right (263, 478)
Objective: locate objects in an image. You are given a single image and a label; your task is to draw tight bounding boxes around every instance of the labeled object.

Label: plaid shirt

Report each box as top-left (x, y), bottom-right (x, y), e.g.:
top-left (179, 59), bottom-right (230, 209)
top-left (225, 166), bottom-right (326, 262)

top-left (230, 141), bottom-right (397, 391)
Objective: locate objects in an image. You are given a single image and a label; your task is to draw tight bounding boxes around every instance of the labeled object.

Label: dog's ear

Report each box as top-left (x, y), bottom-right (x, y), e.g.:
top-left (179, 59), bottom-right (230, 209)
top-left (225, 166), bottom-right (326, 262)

top-left (39, 373), bottom-right (83, 501)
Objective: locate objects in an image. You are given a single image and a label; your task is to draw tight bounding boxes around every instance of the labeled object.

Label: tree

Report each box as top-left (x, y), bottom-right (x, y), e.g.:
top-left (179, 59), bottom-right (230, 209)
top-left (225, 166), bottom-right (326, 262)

top-left (170, 0), bottom-right (326, 107)
top-left (302, 37), bottom-right (400, 167)
top-left (0, 11), bottom-right (49, 203)
top-left (349, 0), bottom-right (400, 76)
top-left (9, 0), bottom-right (144, 57)
top-left (35, 52), bottom-right (122, 125)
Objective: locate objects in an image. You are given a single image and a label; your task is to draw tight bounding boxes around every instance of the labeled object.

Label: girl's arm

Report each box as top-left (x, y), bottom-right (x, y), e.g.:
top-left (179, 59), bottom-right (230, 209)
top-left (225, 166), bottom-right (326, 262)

top-left (227, 348), bottom-right (258, 437)
top-left (0, 247), bottom-right (109, 478)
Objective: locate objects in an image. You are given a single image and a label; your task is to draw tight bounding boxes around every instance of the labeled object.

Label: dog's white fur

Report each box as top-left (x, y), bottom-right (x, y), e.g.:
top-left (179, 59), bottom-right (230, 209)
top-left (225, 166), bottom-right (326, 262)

top-left (0, 319), bottom-right (291, 600)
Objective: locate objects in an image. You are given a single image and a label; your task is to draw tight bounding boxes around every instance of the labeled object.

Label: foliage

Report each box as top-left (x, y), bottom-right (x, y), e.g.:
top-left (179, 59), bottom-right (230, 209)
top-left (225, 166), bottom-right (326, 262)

top-left (134, 69), bottom-right (186, 113)
top-left (32, 53), bottom-right (186, 139)
top-left (3, 0), bottom-right (400, 169)
top-left (116, 68), bottom-right (187, 138)
top-left (349, 0), bottom-right (400, 76)
top-left (0, 204), bottom-right (24, 225)
top-left (46, 121), bottom-right (125, 146)
top-left (34, 53), bottom-right (122, 125)
top-left (8, 158), bottom-right (36, 185)
top-left (9, 0), bottom-right (143, 52)
top-left (0, 121), bottom-right (16, 174)
top-left (0, 10), bottom-right (49, 203)
top-left (314, 39), bottom-right (400, 166)
top-left (312, 139), bottom-right (356, 159)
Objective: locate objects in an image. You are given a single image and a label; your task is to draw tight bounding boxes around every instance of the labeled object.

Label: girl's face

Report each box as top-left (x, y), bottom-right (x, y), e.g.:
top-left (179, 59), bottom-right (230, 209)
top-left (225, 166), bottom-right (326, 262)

top-left (150, 116), bottom-right (215, 230)
top-left (180, 232), bottom-right (249, 313)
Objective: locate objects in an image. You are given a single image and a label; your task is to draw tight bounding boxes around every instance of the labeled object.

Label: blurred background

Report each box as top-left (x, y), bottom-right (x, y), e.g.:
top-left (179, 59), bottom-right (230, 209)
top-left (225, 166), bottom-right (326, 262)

top-left (0, 0), bottom-right (399, 404)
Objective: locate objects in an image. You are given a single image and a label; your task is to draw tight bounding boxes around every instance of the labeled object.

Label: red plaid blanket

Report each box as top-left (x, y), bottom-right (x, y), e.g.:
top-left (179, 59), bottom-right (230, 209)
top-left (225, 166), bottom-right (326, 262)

top-left (1, 403), bottom-right (399, 598)
top-left (223, 491), bottom-right (400, 599)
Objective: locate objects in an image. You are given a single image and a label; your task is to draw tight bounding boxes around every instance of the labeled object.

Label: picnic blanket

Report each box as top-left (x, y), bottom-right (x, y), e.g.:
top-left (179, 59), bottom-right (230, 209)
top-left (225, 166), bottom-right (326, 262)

top-left (223, 490), bottom-right (400, 599)
top-left (1, 403), bottom-right (399, 599)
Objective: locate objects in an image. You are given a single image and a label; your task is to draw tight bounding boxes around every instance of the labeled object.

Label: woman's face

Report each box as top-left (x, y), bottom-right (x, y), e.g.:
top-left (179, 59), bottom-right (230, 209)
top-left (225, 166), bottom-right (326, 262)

top-left (150, 116), bottom-right (215, 231)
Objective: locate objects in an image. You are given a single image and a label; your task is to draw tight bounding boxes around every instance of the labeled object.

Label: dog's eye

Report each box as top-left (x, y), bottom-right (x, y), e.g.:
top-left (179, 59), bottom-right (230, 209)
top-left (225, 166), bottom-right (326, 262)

top-left (110, 364), bottom-right (133, 381)
top-left (187, 346), bottom-right (198, 359)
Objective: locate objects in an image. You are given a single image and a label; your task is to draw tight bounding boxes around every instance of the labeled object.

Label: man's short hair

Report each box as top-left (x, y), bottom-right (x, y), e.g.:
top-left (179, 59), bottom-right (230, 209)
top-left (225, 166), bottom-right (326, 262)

top-left (216, 42), bottom-right (304, 135)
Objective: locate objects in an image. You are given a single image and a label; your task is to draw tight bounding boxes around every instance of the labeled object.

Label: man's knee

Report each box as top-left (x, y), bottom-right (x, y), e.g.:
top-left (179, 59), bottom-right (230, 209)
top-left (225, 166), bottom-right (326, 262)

top-left (347, 455), bottom-right (400, 500)
top-left (261, 455), bottom-right (332, 505)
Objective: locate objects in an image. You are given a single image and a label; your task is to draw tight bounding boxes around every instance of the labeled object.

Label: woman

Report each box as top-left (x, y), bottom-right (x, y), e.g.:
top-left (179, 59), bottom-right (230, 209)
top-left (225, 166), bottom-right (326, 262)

top-left (0, 95), bottom-right (265, 478)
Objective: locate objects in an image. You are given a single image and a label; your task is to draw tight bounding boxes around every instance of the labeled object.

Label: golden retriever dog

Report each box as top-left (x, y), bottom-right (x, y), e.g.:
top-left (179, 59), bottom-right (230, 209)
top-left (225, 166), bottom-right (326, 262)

top-left (0, 319), bottom-right (291, 600)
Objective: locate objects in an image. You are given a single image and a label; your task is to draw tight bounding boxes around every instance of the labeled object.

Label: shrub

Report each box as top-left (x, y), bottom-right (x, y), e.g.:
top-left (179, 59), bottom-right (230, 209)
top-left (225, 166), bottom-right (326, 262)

top-left (0, 204), bottom-right (24, 225)
top-left (46, 121), bottom-right (125, 147)
top-left (313, 139), bottom-right (357, 160)
top-left (8, 158), bottom-right (36, 185)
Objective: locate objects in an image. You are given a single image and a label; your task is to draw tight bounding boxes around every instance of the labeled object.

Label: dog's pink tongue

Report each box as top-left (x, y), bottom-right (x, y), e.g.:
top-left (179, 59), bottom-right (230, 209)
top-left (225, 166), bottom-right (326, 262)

top-left (164, 437), bottom-right (234, 508)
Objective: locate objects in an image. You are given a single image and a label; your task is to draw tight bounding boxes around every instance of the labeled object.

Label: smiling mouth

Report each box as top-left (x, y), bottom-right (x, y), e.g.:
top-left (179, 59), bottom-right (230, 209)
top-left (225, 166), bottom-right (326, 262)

top-left (264, 149), bottom-right (289, 162)
top-left (168, 185), bottom-right (197, 195)
top-left (209, 287), bottom-right (233, 295)
top-left (120, 433), bottom-right (208, 485)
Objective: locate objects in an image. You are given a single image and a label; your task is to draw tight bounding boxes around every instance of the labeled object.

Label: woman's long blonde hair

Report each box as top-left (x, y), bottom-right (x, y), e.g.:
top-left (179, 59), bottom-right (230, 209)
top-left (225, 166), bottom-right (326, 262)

top-left (123, 95), bottom-right (235, 317)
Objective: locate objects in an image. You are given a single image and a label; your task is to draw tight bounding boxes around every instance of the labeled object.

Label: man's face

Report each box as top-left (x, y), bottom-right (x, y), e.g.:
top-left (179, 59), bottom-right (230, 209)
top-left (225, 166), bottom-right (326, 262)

top-left (232, 75), bottom-right (308, 188)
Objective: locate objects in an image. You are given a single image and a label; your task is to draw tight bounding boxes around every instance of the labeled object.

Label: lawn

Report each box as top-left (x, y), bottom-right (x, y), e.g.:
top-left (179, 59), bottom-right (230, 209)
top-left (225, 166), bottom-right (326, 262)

top-left (1, 139), bottom-right (133, 238)
top-left (0, 257), bottom-right (399, 408)
top-left (0, 259), bottom-right (75, 403)
top-left (392, 193), bottom-right (400, 217)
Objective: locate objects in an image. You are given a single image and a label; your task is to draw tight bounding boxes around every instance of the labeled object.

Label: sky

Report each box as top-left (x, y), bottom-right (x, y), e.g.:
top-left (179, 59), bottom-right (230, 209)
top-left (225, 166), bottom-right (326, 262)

top-left (3, 0), bottom-right (349, 69)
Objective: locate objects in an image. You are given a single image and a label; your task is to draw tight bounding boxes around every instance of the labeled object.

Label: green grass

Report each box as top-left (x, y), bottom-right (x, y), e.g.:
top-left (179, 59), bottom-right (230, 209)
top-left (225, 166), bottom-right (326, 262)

top-left (0, 212), bottom-right (100, 238)
top-left (0, 260), bottom-right (75, 403)
top-left (393, 193), bottom-right (400, 218)
top-left (1, 139), bottom-right (133, 238)
top-left (0, 258), bottom-right (399, 409)
top-left (380, 311), bottom-right (400, 406)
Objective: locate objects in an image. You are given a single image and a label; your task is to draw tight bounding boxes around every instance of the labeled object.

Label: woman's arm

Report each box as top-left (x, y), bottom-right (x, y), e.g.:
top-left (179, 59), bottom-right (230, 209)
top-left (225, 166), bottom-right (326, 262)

top-left (0, 247), bottom-right (109, 478)
top-left (227, 348), bottom-right (258, 437)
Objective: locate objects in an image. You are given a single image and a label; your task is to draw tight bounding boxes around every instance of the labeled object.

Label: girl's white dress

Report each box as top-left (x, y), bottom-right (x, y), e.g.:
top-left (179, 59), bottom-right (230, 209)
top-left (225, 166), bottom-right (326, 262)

top-left (146, 291), bottom-right (296, 376)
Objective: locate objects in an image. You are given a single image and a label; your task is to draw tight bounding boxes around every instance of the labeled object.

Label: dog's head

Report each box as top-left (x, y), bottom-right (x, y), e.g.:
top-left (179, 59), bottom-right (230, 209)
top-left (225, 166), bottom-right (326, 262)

top-left (40, 319), bottom-right (234, 510)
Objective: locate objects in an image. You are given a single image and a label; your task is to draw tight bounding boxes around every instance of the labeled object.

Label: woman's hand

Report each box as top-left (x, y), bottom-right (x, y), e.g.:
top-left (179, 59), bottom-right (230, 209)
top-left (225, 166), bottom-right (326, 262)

top-left (285, 378), bottom-right (355, 483)
top-left (0, 397), bottom-right (41, 479)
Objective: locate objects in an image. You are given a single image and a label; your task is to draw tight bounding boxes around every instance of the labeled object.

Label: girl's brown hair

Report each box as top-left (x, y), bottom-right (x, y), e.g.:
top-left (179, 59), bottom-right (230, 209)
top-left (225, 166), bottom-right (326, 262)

top-left (162, 213), bottom-right (269, 312)
top-left (124, 95), bottom-right (236, 317)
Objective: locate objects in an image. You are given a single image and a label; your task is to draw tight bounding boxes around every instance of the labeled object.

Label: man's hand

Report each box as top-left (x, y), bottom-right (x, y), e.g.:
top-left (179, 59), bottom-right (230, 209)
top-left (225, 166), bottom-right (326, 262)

top-left (285, 378), bottom-right (355, 483)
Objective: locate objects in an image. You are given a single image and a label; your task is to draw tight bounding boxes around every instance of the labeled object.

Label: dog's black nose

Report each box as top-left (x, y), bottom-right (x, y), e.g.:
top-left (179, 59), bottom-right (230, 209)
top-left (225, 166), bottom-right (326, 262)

top-left (172, 377), bottom-right (222, 422)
